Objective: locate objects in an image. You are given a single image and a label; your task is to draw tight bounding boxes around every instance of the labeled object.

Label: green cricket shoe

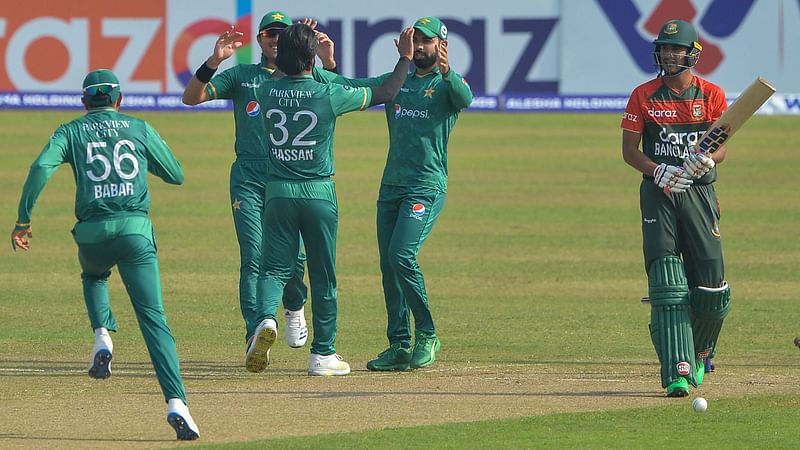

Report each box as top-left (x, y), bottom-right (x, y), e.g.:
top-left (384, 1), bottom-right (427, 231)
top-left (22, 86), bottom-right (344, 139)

top-left (666, 377), bottom-right (690, 397)
top-left (410, 335), bottom-right (441, 369)
top-left (695, 360), bottom-right (705, 386)
top-left (366, 343), bottom-right (411, 371)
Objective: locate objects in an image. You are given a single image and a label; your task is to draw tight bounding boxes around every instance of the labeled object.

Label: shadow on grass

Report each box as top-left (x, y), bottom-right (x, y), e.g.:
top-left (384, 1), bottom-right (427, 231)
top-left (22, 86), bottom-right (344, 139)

top-left (0, 433), bottom-right (170, 443)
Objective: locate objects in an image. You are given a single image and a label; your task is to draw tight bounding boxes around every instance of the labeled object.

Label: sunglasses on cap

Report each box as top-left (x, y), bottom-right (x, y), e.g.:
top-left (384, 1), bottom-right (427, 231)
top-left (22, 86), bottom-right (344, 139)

top-left (83, 83), bottom-right (119, 96)
top-left (258, 28), bottom-right (283, 38)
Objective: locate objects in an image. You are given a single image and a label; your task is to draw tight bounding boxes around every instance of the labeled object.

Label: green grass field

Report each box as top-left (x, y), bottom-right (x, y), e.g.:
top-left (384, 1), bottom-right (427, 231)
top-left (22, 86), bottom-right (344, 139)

top-left (1, 110), bottom-right (798, 449)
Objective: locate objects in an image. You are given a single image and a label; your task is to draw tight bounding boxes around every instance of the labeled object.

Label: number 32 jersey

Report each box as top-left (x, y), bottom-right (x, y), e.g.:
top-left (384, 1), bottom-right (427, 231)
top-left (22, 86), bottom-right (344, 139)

top-left (256, 74), bottom-right (371, 181)
top-left (16, 107), bottom-right (184, 225)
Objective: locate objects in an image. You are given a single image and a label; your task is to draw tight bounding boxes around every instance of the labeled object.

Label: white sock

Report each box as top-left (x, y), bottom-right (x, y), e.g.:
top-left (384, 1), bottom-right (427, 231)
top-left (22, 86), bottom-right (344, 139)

top-left (93, 328), bottom-right (113, 353)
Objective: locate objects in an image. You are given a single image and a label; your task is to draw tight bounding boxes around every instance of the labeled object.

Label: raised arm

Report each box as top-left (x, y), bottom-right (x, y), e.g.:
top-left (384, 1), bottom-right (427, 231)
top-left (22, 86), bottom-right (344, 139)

top-left (183, 26), bottom-right (243, 105)
top-left (369, 28), bottom-right (414, 106)
top-left (437, 40), bottom-right (473, 110)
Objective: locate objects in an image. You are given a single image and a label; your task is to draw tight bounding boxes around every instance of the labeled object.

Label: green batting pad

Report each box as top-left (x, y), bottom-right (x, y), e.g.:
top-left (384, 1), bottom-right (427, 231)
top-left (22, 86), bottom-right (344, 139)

top-left (648, 257), bottom-right (697, 388)
top-left (690, 283), bottom-right (731, 360)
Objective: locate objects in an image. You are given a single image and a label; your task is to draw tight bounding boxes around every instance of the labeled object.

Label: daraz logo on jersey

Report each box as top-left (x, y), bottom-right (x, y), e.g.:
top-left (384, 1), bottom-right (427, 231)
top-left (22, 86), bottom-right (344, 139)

top-left (394, 104), bottom-right (429, 119)
top-left (246, 101), bottom-right (261, 117)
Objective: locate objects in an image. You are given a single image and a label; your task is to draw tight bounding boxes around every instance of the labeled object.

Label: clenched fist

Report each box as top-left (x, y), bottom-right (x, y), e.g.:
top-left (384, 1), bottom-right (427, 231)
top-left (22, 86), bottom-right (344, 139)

top-left (683, 149), bottom-right (715, 179)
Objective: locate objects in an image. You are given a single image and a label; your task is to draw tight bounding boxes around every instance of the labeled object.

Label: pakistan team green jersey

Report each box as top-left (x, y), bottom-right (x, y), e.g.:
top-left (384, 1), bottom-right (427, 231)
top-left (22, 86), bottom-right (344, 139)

top-left (255, 74), bottom-right (372, 181)
top-left (16, 107), bottom-right (183, 243)
top-left (207, 57), bottom-right (341, 159)
top-left (333, 67), bottom-right (473, 191)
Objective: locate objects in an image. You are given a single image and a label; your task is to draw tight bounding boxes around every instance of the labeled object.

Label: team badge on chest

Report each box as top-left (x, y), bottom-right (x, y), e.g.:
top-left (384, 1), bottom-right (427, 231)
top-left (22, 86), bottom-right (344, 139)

top-left (692, 103), bottom-right (703, 119)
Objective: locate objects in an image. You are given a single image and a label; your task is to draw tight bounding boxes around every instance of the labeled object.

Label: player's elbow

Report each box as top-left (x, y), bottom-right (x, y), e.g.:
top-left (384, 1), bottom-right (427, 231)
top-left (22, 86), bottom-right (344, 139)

top-left (182, 91), bottom-right (201, 106)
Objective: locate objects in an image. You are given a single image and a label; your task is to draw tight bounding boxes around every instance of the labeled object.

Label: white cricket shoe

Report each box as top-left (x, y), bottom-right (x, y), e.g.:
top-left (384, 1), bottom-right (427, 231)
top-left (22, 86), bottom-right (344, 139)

top-left (308, 353), bottom-right (351, 376)
top-left (284, 307), bottom-right (308, 348)
top-left (245, 318), bottom-right (277, 373)
top-left (167, 398), bottom-right (200, 440)
top-left (88, 328), bottom-right (113, 380)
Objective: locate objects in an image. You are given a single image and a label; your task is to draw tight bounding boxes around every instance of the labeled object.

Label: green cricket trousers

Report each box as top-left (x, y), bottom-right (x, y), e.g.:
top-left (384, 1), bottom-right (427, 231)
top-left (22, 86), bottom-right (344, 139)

top-left (78, 234), bottom-right (187, 403)
top-left (230, 158), bottom-right (308, 341)
top-left (377, 184), bottom-right (446, 348)
top-left (258, 179), bottom-right (339, 356)
top-left (640, 181), bottom-right (724, 287)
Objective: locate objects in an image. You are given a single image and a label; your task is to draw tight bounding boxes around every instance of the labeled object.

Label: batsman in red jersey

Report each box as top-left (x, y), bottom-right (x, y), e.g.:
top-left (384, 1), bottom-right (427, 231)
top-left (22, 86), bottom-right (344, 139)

top-left (621, 19), bottom-right (731, 397)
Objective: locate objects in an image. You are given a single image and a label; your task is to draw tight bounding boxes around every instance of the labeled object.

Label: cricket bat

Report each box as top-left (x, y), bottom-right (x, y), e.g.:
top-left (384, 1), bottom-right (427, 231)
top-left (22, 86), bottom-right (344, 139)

top-left (697, 77), bottom-right (776, 154)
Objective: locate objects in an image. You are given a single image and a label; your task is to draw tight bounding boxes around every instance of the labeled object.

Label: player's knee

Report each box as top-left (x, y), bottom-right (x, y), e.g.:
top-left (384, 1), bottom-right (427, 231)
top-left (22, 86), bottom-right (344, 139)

top-left (690, 282), bottom-right (731, 321)
top-left (648, 256), bottom-right (689, 306)
top-left (386, 250), bottom-right (417, 273)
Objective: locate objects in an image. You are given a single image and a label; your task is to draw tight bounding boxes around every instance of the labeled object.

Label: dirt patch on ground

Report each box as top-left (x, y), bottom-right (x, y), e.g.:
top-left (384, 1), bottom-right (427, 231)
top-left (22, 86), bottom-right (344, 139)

top-left (1, 359), bottom-right (798, 449)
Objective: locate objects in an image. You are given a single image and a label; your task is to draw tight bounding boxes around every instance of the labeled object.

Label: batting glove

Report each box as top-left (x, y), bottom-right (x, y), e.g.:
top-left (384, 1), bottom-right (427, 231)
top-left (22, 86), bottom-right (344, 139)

top-left (11, 223), bottom-right (32, 251)
top-left (653, 163), bottom-right (693, 193)
top-left (683, 147), bottom-right (716, 179)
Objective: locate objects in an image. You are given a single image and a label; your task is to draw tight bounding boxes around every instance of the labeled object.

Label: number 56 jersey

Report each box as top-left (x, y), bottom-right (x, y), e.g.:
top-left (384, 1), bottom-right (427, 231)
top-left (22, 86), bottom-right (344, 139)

top-left (17, 107), bottom-right (184, 226)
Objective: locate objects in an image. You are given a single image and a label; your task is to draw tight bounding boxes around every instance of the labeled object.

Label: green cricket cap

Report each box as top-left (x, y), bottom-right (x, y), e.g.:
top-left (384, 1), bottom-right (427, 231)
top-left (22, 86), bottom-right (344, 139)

top-left (653, 19), bottom-right (702, 51)
top-left (259, 11), bottom-right (292, 31)
top-left (82, 69), bottom-right (121, 107)
top-left (414, 17), bottom-right (448, 41)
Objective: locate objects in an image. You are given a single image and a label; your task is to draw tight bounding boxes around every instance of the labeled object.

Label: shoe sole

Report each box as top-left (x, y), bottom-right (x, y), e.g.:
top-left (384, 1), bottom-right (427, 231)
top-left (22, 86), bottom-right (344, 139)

top-left (667, 388), bottom-right (689, 398)
top-left (308, 367), bottom-right (351, 376)
top-left (410, 338), bottom-right (441, 369)
top-left (88, 349), bottom-right (112, 380)
top-left (367, 362), bottom-right (410, 372)
top-left (245, 327), bottom-right (276, 373)
top-left (167, 413), bottom-right (200, 440)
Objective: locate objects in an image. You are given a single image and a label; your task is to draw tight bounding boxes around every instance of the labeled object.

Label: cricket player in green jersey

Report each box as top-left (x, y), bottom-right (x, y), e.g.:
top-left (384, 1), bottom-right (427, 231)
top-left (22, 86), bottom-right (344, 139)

top-left (11, 69), bottom-right (200, 440)
top-left (350, 17), bottom-right (473, 371)
top-left (183, 12), bottom-right (342, 361)
top-left (243, 23), bottom-right (414, 376)
top-left (622, 19), bottom-right (731, 397)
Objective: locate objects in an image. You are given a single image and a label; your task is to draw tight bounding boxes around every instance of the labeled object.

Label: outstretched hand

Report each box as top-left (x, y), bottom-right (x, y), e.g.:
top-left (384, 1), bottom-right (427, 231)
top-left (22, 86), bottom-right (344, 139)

top-left (208, 26), bottom-right (244, 68)
top-left (300, 18), bottom-right (318, 30)
top-left (11, 225), bottom-right (32, 251)
top-left (394, 28), bottom-right (414, 60)
top-left (315, 31), bottom-right (336, 68)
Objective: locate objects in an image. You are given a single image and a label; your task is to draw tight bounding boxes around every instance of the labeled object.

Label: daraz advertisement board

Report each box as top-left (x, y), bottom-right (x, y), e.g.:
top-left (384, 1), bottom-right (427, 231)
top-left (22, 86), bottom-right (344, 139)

top-left (0, 0), bottom-right (797, 113)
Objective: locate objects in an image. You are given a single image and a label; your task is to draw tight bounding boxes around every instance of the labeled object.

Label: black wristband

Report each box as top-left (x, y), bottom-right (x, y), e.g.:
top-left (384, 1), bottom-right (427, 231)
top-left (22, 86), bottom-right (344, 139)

top-left (323, 65), bottom-right (338, 74)
top-left (195, 62), bottom-right (217, 83)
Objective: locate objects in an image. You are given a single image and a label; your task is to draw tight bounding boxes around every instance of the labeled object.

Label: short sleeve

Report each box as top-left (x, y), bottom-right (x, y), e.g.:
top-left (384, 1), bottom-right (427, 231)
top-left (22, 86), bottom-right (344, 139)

top-left (709, 86), bottom-right (728, 121)
top-left (621, 89), bottom-right (644, 133)
top-left (328, 84), bottom-right (372, 116)
top-left (207, 66), bottom-right (238, 100)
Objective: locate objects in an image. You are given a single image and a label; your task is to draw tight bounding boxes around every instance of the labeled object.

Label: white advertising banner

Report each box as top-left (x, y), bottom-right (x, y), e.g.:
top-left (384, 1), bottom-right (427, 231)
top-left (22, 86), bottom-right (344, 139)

top-left (1, 0), bottom-right (798, 113)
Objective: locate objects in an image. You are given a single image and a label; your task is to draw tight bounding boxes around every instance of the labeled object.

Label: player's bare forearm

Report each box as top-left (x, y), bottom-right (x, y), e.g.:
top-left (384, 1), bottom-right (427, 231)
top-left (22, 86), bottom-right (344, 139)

top-left (182, 77), bottom-right (211, 105)
top-left (622, 130), bottom-right (657, 175)
top-left (710, 145), bottom-right (727, 164)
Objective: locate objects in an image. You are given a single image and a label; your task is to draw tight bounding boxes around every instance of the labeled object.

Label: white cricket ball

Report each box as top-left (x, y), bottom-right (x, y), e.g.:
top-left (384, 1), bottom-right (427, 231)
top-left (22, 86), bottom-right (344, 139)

top-left (692, 397), bottom-right (708, 412)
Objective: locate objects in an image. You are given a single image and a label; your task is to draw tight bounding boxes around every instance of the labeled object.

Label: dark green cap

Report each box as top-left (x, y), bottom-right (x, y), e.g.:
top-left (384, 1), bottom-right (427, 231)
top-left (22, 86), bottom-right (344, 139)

top-left (259, 11), bottom-right (292, 31)
top-left (413, 17), bottom-right (448, 41)
top-left (82, 69), bottom-right (121, 107)
top-left (653, 19), bottom-right (702, 52)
